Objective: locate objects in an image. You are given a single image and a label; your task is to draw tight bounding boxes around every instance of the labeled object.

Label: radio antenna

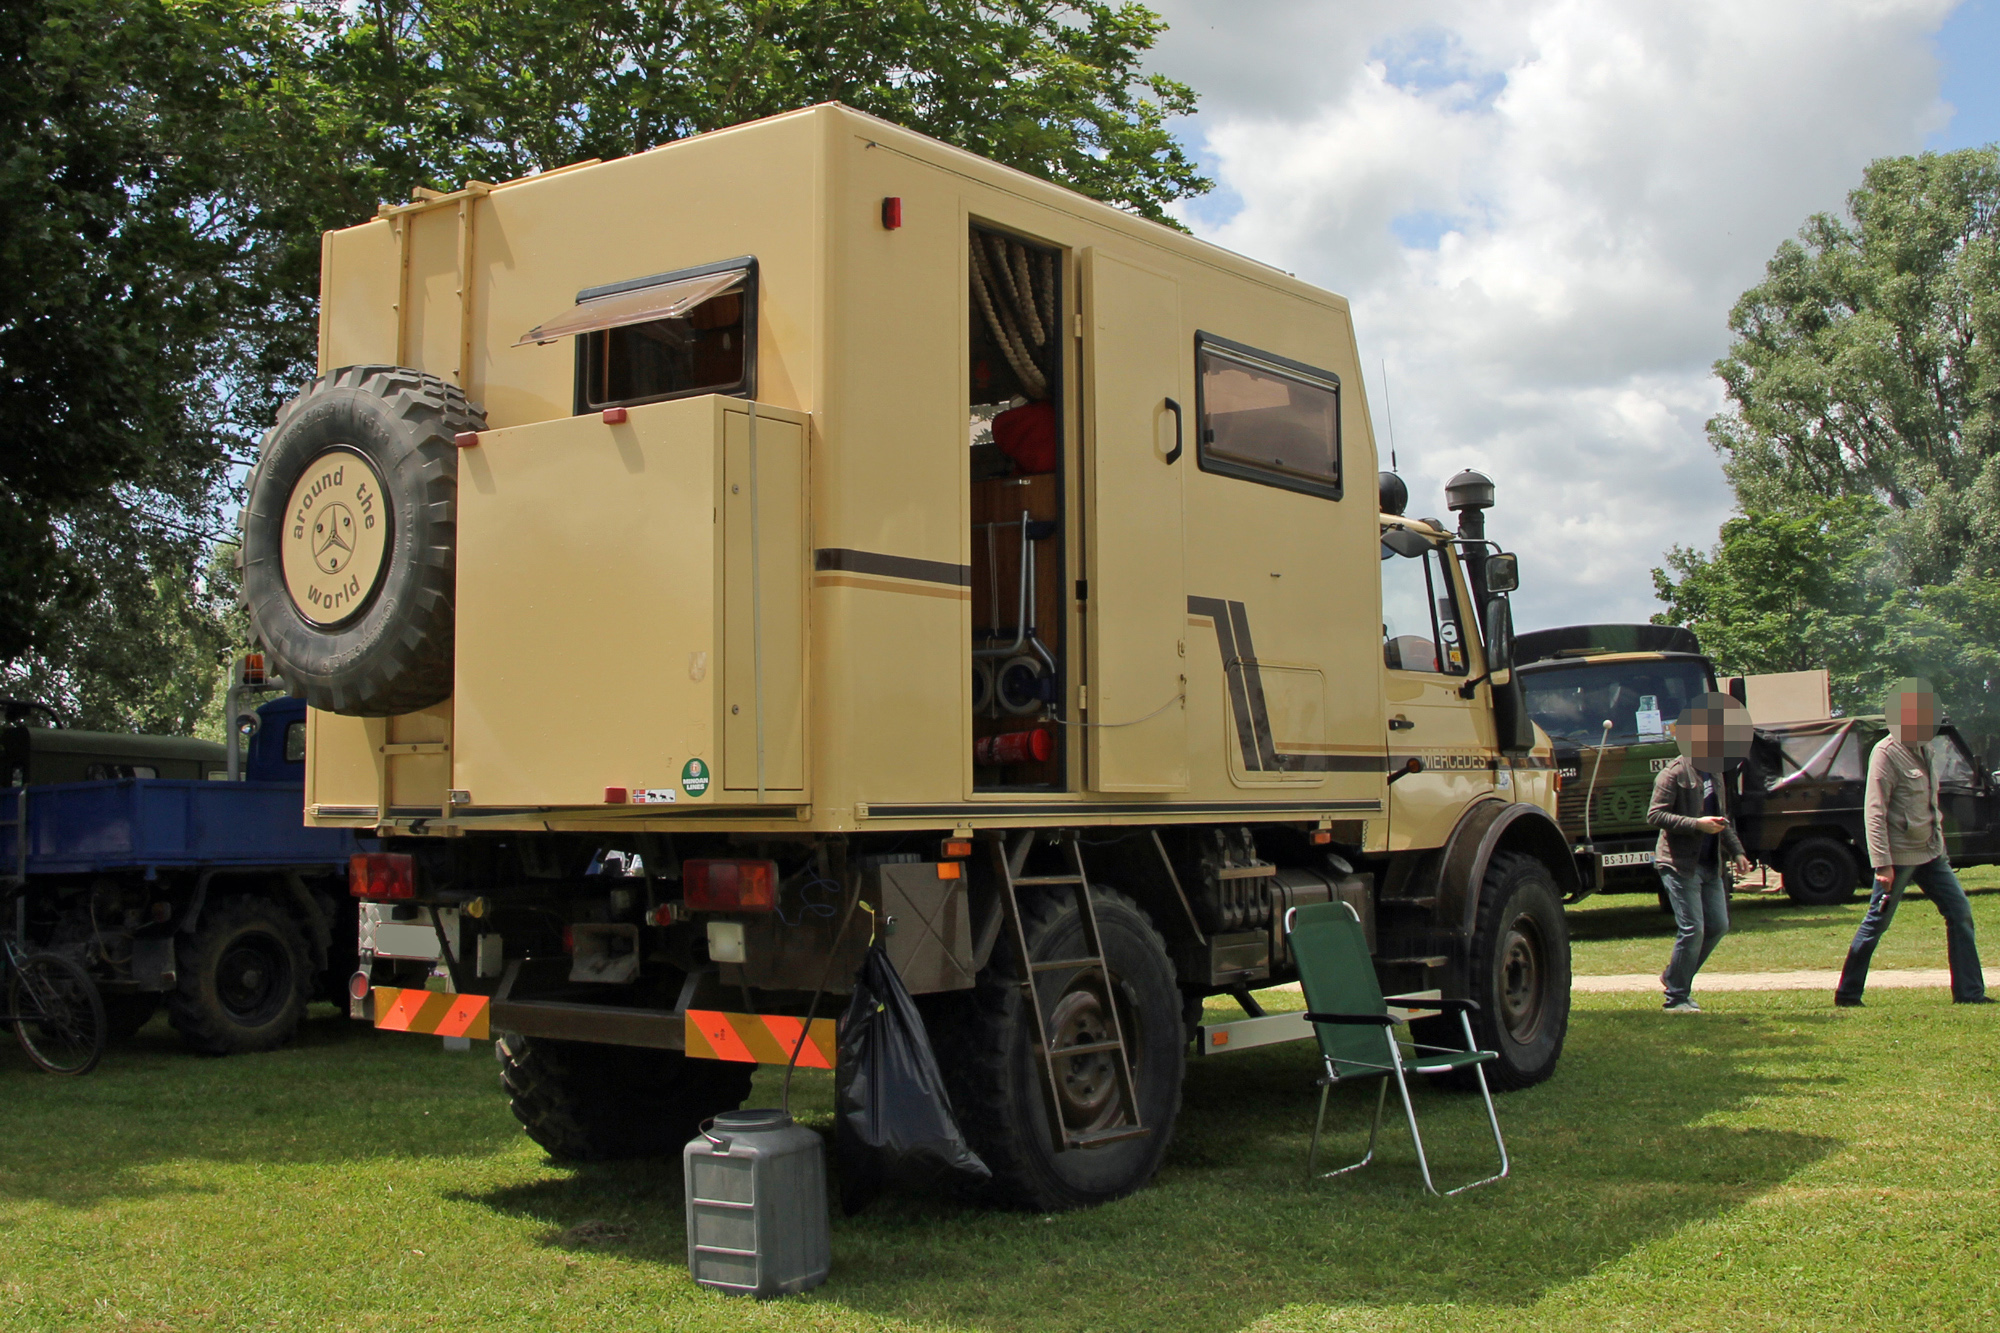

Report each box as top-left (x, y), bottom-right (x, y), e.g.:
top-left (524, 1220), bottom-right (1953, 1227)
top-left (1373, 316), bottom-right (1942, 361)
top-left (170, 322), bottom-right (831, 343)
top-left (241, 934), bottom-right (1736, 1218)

top-left (1381, 358), bottom-right (1399, 473)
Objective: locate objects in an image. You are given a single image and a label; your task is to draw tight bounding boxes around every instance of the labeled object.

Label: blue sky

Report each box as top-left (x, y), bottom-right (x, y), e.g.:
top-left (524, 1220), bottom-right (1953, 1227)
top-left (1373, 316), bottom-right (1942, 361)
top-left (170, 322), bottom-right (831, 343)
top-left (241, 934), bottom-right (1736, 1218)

top-left (1932, 0), bottom-right (2000, 148)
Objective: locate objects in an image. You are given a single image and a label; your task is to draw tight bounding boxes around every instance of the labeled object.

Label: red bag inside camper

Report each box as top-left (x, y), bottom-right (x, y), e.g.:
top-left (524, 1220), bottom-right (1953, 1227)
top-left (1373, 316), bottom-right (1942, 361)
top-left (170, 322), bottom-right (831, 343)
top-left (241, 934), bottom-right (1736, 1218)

top-left (992, 400), bottom-right (1056, 474)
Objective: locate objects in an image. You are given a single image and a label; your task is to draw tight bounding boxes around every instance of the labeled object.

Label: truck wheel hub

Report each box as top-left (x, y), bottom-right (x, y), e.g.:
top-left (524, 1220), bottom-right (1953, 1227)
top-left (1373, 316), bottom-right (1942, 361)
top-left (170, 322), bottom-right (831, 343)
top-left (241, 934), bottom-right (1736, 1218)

top-left (1498, 915), bottom-right (1546, 1044)
top-left (281, 448), bottom-right (391, 627)
top-left (1049, 982), bottom-right (1124, 1130)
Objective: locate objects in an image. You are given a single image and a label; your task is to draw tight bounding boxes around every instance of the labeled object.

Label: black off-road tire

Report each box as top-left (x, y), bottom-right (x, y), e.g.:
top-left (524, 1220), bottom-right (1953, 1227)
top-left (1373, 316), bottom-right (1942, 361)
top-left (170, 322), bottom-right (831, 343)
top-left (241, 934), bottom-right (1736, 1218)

top-left (928, 885), bottom-right (1183, 1212)
top-left (167, 896), bottom-right (312, 1055)
top-left (1782, 837), bottom-right (1861, 907)
top-left (1435, 852), bottom-right (1570, 1091)
top-left (242, 365), bottom-right (480, 716)
top-left (496, 1033), bottom-right (754, 1162)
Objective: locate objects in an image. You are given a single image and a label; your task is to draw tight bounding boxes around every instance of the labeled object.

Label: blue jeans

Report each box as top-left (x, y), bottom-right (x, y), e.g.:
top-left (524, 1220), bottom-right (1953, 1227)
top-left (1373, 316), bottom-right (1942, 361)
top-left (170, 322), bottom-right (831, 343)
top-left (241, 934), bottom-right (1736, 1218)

top-left (1658, 862), bottom-right (1729, 1005)
top-left (1836, 857), bottom-right (1987, 1003)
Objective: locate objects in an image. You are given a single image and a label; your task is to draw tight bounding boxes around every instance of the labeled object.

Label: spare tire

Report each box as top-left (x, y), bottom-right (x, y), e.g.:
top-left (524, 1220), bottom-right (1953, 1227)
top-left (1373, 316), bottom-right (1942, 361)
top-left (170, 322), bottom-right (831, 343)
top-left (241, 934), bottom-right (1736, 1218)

top-left (242, 366), bottom-right (479, 715)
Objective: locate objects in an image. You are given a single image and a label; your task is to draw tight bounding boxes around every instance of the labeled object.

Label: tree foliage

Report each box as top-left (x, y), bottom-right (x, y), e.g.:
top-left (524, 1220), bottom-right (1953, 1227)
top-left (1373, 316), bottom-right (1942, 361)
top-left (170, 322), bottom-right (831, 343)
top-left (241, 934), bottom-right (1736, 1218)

top-left (1666, 147), bottom-right (2000, 746)
top-left (1, 0), bottom-right (1207, 734)
top-left (1711, 147), bottom-right (2000, 584)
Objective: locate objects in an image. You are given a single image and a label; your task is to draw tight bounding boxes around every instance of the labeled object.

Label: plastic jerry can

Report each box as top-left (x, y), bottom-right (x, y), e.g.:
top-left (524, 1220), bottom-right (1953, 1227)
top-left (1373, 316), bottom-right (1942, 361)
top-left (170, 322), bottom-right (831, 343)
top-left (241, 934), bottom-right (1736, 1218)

top-left (684, 1108), bottom-right (831, 1297)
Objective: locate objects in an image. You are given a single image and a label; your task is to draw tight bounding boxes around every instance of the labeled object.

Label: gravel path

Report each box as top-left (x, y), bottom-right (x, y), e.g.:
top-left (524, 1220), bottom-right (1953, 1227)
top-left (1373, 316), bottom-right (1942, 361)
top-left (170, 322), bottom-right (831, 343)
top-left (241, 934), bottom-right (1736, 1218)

top-left (1573, 968), bottom-right (2000, 994)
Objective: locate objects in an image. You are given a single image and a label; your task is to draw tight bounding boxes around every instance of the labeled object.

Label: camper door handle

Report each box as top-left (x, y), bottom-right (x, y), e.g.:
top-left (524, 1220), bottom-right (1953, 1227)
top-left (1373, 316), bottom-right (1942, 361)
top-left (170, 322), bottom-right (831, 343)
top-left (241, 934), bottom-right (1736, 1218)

top-left (1163, 397), bottom-right (1184, 464)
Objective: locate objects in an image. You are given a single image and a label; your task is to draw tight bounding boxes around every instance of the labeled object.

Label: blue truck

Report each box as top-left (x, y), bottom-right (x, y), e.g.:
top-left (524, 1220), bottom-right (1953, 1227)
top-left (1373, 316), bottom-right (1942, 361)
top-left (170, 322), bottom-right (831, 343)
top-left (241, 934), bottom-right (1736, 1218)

top-left (2, 696), bottom-right (363, 1054)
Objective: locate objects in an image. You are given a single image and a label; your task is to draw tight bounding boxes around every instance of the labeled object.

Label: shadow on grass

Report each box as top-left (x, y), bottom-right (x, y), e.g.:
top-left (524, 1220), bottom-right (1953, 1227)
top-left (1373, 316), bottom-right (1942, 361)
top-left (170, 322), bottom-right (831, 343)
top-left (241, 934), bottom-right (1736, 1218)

top-left (461, 1004), bottom-right (1842, 1332)
top-left (1568, 896), bottom-right (1850, 946)
top-left (0, 1009), bottom-right (510, 1206)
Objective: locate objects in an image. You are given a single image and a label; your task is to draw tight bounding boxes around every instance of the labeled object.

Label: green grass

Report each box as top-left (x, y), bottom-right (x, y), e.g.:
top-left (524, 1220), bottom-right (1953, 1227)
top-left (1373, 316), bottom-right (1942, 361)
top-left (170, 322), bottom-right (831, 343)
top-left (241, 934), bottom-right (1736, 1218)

top-left (4, 989), bottom-right (1998, 1331)
top-left (1568, 866), bottom-right (2000, 976)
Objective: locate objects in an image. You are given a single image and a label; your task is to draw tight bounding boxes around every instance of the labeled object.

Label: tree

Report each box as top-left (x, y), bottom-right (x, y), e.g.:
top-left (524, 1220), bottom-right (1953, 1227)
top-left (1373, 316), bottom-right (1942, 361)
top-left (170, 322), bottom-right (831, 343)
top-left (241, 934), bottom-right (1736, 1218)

top-left (1653, 497), bottom-right (1888, 703)
top-left (1710, 146), bottom-right (2000, 585)
top-left (2, 0), bottom-right (1208, 735)
top-left (1681, 146), bottom-right (2000, 745)
top-left (0, 0), bottom-right (308, 732)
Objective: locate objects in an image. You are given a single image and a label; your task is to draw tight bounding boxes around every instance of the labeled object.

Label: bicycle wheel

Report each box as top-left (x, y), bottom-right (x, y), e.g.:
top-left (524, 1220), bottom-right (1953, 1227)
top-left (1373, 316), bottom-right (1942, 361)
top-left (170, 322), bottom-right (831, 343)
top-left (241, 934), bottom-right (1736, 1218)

top-left (10, 952), bottom-right (107, 1075)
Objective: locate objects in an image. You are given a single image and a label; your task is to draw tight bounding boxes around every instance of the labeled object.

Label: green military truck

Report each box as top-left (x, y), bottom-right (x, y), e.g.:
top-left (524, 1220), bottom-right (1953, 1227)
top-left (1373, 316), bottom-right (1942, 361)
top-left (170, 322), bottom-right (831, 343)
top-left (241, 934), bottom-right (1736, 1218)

top-left (1514, 625), bottom-right (1717, 900)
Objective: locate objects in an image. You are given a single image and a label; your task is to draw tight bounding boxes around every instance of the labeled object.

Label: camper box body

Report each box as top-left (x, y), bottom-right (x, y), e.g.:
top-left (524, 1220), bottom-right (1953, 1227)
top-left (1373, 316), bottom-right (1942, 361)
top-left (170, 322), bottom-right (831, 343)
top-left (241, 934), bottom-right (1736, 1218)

top-left (301, 104), bottom-right (1516, 846)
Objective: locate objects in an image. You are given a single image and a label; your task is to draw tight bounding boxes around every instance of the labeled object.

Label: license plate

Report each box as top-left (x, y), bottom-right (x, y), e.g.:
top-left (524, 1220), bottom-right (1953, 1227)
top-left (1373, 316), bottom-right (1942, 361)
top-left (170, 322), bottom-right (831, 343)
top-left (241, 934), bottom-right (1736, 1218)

top-left (1599, 851), bottom-right (1655, 868)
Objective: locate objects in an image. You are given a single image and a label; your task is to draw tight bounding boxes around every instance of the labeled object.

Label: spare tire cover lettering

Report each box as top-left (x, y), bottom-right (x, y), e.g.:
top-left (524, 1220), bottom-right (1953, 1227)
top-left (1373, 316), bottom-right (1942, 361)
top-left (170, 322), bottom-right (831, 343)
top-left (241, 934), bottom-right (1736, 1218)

top-left (282, 449), bottom-right (391, 626)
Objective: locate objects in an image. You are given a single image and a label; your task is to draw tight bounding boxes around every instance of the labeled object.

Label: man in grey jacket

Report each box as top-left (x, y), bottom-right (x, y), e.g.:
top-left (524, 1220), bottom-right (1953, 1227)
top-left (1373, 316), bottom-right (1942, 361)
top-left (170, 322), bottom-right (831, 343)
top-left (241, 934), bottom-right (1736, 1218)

top-left (1648, 693), bottom-right (1754, 1013)
top-left (1835, 680), bottom-right (1991, 1006)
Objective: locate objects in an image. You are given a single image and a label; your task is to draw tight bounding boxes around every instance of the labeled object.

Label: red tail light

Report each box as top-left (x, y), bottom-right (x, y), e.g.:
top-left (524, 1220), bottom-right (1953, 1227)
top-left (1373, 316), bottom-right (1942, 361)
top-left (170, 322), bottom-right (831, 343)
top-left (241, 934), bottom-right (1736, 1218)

top-left (349, 852), bottom-right (416, 901)
top-left (684, 859), bottom-right (779, 912)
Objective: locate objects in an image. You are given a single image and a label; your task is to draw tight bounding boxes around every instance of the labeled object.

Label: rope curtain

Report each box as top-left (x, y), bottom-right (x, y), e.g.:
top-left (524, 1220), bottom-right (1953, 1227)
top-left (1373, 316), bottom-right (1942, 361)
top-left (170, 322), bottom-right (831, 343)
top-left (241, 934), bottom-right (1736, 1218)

top-left (970, 232), bottom-right (1055, 400)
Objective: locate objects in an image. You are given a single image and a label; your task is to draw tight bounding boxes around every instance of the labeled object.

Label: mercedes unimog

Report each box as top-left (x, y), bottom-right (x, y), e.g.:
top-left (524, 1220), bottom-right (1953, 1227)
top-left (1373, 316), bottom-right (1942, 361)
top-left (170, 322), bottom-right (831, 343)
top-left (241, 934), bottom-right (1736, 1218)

top-left (241, 104), bottom-right (1577, 1211)
top-left (1515, 624), bottom-right (1718, 900)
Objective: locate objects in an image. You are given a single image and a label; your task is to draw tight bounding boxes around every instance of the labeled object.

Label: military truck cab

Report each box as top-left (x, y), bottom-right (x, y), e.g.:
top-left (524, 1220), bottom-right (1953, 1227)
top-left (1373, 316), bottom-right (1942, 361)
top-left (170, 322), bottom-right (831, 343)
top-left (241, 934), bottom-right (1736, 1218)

top-left (247, 104), bottom-right (1577, 1211)
top-left (1514, 625), bottom-right (1717, 897)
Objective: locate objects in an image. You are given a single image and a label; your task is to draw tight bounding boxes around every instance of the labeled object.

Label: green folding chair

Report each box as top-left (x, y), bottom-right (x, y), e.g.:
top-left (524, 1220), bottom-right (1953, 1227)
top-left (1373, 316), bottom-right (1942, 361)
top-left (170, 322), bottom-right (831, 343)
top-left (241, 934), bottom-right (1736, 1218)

top-left (1284, 899), bottom-right (1509, 1195)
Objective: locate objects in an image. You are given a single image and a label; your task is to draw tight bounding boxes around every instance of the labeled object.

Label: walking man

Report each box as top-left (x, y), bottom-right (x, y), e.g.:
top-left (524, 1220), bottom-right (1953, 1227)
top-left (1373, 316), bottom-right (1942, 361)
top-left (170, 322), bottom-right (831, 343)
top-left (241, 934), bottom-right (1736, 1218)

top-left (1835, 679), bottom-right (1991, 1007)
top-left (1648, 692), bottom-right (1755, 1013)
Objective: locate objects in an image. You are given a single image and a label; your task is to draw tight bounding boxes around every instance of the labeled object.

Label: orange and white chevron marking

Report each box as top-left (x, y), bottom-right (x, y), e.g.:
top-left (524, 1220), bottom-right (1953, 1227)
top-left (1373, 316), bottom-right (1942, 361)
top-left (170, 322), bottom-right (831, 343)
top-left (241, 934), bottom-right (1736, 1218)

top-left (372, 986), bottom-right (491, 1040)
top-left (685, 1009), bottom-right (836, 1069)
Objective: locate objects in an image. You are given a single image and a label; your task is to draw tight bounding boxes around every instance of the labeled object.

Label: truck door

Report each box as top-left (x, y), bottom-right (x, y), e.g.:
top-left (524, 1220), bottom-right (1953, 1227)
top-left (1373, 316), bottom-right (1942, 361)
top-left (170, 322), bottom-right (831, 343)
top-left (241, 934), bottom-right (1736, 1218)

top-left (1381, 532), bottom-right (1497, 849)
top-left (1081, 249), bottom-right (1187, 792)
top-left (1934, 729), bottom-right (1992, 862)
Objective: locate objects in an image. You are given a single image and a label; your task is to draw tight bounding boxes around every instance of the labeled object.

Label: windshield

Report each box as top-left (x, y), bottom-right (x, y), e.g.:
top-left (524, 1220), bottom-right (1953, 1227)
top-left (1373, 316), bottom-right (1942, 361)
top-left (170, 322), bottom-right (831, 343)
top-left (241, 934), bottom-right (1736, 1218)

top-left (1521, 658), bottom-right (1712, 747)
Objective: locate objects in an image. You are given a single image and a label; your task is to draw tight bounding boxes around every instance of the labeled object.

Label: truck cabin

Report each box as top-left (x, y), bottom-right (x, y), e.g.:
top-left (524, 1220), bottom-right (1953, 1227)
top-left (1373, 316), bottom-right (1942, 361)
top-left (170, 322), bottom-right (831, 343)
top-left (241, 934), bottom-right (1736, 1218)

top-left (3, 705), bottom-right (226, 786)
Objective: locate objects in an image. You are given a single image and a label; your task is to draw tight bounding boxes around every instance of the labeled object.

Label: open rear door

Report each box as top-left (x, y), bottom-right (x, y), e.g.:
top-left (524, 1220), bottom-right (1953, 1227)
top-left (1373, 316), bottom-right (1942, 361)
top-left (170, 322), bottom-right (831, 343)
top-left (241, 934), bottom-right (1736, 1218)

top-left (1082, 249), bottom-right (1187, 791)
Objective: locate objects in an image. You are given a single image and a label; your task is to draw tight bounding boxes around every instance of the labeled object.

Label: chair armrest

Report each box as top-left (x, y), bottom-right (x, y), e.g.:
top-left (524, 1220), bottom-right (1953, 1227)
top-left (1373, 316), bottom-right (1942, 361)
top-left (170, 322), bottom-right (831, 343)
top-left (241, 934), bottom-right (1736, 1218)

top-left (1302, 1011), bottom-right (1400, 1027)
top-left (1383, 995), bottom-right (1481, 1014)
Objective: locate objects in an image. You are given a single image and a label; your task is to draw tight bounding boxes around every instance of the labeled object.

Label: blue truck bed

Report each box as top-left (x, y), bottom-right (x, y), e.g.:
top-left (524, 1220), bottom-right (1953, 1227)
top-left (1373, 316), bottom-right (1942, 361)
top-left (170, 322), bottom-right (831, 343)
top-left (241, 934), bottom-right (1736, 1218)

top-left (2, 779), bottom-right (358, 875)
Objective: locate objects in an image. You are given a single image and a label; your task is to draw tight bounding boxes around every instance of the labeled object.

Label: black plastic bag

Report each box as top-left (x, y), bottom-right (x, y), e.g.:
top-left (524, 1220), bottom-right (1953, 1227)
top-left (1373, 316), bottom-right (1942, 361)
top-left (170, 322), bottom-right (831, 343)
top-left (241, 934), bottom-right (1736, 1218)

top-left (835, 943), bottom-right (989, 1213)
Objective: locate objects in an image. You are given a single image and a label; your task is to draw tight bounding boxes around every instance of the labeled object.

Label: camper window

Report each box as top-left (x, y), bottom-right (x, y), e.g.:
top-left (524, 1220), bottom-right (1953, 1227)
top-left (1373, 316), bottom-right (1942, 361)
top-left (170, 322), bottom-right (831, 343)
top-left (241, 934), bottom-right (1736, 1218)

top-left (1195, 334), bottom-right (1341, 500)
top-left (543, 260), bottom-right (755, 412)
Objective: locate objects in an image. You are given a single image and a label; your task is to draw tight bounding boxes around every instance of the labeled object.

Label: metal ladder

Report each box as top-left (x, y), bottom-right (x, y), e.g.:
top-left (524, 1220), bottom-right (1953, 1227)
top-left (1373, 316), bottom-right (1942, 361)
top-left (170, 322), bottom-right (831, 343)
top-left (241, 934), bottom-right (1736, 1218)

top-left (990, 830), bottom-right (1149, 1152)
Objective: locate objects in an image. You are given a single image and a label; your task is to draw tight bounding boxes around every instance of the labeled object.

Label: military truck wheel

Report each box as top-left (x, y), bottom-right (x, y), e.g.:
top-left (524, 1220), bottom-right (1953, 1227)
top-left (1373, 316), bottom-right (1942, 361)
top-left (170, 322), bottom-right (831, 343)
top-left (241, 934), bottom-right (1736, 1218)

top-left (168, 897), bottom-right (311, 1055)
top-left (497, 1033), bottom-right (753, 1161)
top-left (1444, 853), bottom-right (1570, 1091)
top-left (242, 365), bottom-right (481, 716)
top-left (1782, 837), bottom-right (1860, 907)
top-left (931, 885), bottom-right (1183, 1212)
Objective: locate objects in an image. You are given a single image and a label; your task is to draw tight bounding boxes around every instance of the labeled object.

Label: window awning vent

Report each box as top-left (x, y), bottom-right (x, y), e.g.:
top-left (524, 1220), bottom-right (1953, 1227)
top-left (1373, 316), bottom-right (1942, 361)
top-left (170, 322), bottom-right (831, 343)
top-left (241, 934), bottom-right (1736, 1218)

top-left (514, 265), bottom-right (748, 347)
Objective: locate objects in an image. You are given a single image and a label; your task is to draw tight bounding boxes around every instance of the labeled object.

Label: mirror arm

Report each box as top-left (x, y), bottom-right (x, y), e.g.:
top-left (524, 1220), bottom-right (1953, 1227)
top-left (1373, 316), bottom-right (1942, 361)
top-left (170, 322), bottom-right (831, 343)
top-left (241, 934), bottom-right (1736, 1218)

top-left (1458, 670), bottom-right (1493, 700)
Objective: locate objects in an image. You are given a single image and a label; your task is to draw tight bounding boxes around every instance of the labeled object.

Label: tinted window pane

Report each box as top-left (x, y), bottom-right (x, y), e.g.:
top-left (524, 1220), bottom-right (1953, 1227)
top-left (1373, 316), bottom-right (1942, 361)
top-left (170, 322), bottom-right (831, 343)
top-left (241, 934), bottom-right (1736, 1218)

top-left (285, 721), bottom-right (307, 764)
top-left (582, 289), bottom-right (746, 409)
top-left (1202, 350), bottom-right (1338, 482)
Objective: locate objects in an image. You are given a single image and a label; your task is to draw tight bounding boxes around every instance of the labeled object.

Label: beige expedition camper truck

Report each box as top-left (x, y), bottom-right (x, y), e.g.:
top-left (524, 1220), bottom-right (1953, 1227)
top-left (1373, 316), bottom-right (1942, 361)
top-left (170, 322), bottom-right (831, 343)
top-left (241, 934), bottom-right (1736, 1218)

top-left (242, 104), bottom-right (1577, 1210)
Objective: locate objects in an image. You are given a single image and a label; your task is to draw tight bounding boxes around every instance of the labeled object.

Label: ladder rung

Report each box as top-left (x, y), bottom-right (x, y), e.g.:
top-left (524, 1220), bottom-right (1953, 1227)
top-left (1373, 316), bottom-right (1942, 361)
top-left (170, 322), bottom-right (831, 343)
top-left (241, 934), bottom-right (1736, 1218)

top-left (1066, 1125), bottom-right (1151, 1149)
top-left (1039, 1039), bottom-right (1126, 1057)
top-left (1013, 874), bottom-right (1085, 886)
top-left (1030, 956), bottom-right (1104, 973)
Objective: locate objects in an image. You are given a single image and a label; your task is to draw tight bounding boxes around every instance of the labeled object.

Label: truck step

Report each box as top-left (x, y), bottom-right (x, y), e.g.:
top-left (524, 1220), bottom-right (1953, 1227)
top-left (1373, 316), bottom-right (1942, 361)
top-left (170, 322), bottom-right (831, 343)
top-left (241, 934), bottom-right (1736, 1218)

top-left (1013, 874), bottom-right (1085, 887)
top-left (1029, 956), bottom-right (1104, 973)
top-left (1065, 1125), bottom-right (1151, 1149)
top-left (1378, 955), bottom-right (1451, 969)
top-left (1036, 1038), bottom-right (1127, 1058)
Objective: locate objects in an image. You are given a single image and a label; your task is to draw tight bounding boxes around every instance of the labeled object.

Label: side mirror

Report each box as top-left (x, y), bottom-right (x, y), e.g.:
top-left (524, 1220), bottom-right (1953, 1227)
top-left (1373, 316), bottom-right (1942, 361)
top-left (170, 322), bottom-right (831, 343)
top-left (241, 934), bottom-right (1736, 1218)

top-left (1485, 598), bottom-right (1514, 670)
top-left (1484, 552), bottom-right (1520, 594)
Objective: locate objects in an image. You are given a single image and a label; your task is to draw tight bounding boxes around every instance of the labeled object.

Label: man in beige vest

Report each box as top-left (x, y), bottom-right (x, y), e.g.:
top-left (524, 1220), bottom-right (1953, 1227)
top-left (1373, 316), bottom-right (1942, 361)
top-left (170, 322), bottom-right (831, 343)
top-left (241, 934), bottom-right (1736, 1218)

top-left (1834, 679), bottom-right (1991, 1006)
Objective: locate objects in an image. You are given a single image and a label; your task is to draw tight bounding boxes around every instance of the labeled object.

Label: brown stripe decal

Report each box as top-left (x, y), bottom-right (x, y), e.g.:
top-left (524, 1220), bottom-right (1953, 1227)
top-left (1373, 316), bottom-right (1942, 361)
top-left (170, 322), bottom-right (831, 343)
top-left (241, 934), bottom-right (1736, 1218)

top-left (1188, 594), bottom-right (1391, 775)
top-left (814, 548), bottom-right (971, 588)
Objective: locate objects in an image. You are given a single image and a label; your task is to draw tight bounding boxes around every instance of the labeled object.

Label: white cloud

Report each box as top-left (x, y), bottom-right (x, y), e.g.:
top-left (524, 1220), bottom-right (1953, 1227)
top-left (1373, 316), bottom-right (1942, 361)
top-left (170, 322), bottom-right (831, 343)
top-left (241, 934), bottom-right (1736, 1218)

top-left (1149, 0), bottom-right (1957, 630)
